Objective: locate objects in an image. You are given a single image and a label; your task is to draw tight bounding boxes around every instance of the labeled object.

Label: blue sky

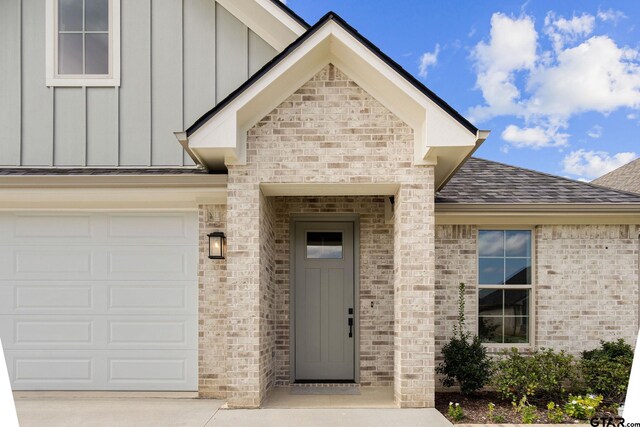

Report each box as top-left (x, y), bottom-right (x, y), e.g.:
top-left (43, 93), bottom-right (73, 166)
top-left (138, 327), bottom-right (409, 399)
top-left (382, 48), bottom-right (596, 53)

top-left (285, 0), bottom-right (640, 181)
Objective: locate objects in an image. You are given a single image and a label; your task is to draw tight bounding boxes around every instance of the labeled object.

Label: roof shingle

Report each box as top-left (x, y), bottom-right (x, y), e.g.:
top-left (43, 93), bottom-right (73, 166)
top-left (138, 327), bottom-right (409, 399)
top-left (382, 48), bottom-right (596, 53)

top-left (436, 157), bottom-right (640, 204)
top-left (591, 158), bottom-right (640, 195)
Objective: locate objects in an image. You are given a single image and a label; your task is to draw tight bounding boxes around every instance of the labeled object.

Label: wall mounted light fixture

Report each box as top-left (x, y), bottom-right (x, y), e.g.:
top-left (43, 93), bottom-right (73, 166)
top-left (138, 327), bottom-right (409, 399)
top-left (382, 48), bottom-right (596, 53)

top-left (208, 232), bottom-right (226, 259)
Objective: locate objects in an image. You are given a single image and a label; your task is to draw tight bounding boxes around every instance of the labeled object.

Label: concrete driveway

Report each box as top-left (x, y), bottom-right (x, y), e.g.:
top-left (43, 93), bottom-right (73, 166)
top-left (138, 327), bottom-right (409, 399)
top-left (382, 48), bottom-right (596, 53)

top-left (14, 396), bottom-right (453, 427)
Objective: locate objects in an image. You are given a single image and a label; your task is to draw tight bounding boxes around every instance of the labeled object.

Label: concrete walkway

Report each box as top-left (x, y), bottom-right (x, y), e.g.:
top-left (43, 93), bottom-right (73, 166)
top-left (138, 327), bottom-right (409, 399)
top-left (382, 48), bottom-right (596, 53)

top-left (14, 396), bottom-right (453, 427)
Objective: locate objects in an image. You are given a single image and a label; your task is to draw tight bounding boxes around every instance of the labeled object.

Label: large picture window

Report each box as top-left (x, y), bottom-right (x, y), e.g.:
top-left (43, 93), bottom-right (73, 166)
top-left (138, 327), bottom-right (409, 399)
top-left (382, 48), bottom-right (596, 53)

top-left (46, 0), bottom-right (120, 86)
top-left (478, 229), bottom-right (532, 344)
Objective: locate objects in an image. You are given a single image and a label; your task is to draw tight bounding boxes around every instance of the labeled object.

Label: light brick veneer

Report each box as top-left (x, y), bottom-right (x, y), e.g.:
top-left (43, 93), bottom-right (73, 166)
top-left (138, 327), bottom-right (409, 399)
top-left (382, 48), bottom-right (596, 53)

top-left (393, 180), bottom-right (435, 408)
top-left (434, 224), bottom-right (639, 367)
top-left (434, 225), bottom-right (478, 368)
top-left (223, 63), bottom-right (436, 407)
top-left (536, 225), bottom-right (639, 352)
top-left (272, 196), bottom-right (394, 387)
top-left (198, 204), bottom-right (227, 398)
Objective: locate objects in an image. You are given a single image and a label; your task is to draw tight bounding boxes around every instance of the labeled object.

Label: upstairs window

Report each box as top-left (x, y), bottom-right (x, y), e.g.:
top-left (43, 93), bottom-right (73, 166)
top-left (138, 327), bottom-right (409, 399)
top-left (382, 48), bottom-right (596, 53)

top-left (46, 0), bottom-right (120, 86)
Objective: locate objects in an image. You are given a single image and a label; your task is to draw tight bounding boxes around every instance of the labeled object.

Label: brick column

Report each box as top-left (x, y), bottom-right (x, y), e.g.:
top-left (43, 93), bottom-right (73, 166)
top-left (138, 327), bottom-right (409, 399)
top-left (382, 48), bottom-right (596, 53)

top-left (393, 169), bottom-right (436, 407)
top-left (225, 178), bottom-right (262, 408)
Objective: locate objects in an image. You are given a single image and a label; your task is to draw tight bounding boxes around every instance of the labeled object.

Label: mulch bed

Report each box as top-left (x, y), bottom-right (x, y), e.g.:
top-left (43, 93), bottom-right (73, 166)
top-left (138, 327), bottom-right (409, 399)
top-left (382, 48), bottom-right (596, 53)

top-left (435, 392), bottom-right (617, 424)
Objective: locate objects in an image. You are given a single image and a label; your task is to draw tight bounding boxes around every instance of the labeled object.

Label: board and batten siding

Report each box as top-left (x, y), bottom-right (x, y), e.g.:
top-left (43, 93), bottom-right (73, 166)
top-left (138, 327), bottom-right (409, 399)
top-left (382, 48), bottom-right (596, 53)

top-left (0, 0), bottom-right (278, 167)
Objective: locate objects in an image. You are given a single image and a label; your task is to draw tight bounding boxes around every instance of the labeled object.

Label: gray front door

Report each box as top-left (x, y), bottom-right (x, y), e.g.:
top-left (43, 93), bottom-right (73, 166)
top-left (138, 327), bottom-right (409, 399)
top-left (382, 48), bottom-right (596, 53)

top-left (294, 221), bottom-right (355, 381)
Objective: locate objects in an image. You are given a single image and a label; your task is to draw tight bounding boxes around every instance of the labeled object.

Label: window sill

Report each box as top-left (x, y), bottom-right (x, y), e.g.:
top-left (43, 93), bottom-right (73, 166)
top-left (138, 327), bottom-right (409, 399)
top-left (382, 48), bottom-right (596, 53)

top-left (482, 343), bottom-right (535, 353)
top-left (46, 77), bottom-right (120, 87)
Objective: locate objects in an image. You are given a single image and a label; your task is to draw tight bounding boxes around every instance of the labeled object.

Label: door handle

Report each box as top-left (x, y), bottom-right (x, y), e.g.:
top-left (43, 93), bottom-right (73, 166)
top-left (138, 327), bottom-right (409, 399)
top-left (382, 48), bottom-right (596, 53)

top-left (348, 317), bottom-right (353, 338)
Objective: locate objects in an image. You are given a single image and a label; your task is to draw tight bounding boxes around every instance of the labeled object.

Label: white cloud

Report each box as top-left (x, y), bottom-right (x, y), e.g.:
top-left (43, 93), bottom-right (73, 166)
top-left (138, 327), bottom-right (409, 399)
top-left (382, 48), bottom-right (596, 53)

top-left (469, 13), bottom-right (537, 121)
top-left (587, 125), bottom-right (603, 139)
top-left (597, 9), bottom-right (627, 24)
top-left (469, 12), bottom-right (640, 149)
top-left (418, 44), bottom-right (440, 78)
top-left (501, 124), bottom-right (568, 148)
top-left (562, 149), bottom-right (637, 179)
top-left (544, 12), bottom-right (595, 52)
top-left (526, 36), bottom-right (640, 117)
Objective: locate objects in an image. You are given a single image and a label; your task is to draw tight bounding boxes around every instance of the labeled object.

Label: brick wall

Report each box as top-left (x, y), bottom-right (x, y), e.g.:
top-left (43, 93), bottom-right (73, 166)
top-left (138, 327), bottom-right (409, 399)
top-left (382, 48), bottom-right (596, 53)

top-left (198, 204), bottom-right (227, 398)
top-left (536, 225), bottom-right (639, 352)
top-left (393, 179), bottom-right (435, 408)
top-left (434, 225), bottom-right (478, 367)
top-left (259, 193), bottom-right (277, 398)
top-left (434, 224), bottom-right (640, 367)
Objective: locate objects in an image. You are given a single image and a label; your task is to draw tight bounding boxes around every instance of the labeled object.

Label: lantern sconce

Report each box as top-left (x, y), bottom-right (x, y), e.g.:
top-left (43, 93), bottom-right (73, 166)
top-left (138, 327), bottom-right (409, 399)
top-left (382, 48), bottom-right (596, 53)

top-left (208, 232), bottom-right (226, 259)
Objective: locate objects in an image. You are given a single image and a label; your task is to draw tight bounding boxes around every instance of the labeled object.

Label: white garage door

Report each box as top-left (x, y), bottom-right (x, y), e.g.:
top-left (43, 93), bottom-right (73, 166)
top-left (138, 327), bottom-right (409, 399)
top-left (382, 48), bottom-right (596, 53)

top-left (0, 212), bottom-right (198, 391)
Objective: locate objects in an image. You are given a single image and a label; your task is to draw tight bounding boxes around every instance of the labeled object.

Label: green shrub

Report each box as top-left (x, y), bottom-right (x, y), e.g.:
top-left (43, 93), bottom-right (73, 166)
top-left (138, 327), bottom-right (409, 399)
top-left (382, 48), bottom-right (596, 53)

top-left (513, 397), bottom-right (538, 424)
top-left (487, 403), bottom-right (496, 422)
top-left (546, 402), bottom-right (565, 423)
top-left (436, 283), bottom-right (493, 394)
top-left (563, 394), bottom-right (603, 420)
top-left (580, 339), bottom-right (633, 404)
top-left (447, 402), bottom-right (465, 421)
top-left (493, 348), bottom-right (576, 402)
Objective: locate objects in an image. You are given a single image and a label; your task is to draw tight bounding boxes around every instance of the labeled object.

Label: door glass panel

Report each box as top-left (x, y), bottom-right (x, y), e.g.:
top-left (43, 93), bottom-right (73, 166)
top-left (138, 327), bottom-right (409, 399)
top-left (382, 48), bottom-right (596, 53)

top-left (306, 232), bottom-right (343, 259)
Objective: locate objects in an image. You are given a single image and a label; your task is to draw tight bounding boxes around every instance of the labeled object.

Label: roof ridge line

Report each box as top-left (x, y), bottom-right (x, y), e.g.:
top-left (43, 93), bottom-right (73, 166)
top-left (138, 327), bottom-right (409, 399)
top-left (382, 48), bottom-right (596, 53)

top-left (186, 10), bottom-right (478, 136)
top-left (470, 156), bottom-right (640, 199)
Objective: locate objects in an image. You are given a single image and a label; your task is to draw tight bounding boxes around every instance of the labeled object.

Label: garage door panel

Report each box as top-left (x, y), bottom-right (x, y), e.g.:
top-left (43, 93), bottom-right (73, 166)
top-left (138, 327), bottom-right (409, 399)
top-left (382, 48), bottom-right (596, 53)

top-left (0, 246), bottom-right (196, 281)
top-left (14, 214), bottom-right (93, 239)
top-left (14, 285), bottom-right (94, 311)
top-left (108, 284), bottom-right (191, 312)
top-left (13, 357), bottom-right (94, 383)
top-left (0, 213), bottom-right (196, 246)
top-left (7, 350), bottom-right (197, 390)
top-left (1, 315), bottom-right (196, 350)
top-left (0, 281), bottom-right (196, 315)
top-left (107, 214), bottom-right (195, 240)
top-left (0, 211), bottom-right (198, 391)
top-left (14, 320), bottom-right (94, 345)
top-left (108, 248), bottom-right (196, 280)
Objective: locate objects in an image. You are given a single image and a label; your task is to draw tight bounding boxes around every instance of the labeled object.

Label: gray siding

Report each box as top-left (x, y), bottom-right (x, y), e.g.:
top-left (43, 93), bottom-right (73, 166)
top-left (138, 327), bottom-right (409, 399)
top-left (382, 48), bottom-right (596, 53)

top-left (0, 0), bottom-right (278, 167)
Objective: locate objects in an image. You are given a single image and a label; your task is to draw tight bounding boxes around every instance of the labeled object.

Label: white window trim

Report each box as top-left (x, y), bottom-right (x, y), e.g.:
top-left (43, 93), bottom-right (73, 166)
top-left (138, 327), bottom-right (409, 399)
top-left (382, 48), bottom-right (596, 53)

top-left (476, 226), bottom-right (536, 349)
top-left (46, 0), bottom-right (121, 87)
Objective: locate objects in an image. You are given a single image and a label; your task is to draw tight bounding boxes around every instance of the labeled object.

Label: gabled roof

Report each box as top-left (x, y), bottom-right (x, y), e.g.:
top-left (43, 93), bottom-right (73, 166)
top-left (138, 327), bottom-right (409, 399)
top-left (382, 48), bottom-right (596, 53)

top-left (180, 11), bottom-right (486, 189)
top-left (592, 158), bottom-right (640, 195)
top-left (186, 12), bottom-right (478, 137)
top-left (436, 157), bottom-right (640, 204)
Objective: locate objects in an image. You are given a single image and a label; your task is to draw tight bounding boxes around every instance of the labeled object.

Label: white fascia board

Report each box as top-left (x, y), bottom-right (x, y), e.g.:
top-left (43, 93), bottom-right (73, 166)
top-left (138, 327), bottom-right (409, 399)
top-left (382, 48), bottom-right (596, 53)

top-left (215, 0), bottom-right (305, 52)
top-left (186, 19), bottom-right (479, 172)
top-left (0, 187), bottom-right (226, 210)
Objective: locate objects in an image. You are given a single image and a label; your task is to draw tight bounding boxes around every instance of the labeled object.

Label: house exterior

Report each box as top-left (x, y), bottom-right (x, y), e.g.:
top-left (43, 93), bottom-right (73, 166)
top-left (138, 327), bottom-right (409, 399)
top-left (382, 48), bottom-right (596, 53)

top-left (593, 158), bottom-right (640, 194)
top-left (0, 0), bottom-right (638, 410)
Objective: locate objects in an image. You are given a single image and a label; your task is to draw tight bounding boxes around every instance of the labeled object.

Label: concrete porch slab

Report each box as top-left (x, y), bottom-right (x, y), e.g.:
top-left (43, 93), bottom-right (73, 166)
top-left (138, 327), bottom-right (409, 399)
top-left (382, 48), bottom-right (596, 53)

top-left (263, 386), bottom-right (396, 408)
top-left (208, 408), bottom-right (453, 427)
